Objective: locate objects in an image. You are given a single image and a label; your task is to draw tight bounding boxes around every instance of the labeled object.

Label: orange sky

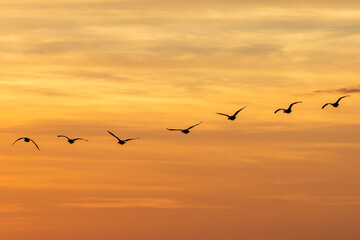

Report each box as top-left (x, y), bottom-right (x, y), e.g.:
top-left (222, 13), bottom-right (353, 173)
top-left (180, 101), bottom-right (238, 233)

top-left (1, 1), bottom-right (360, 239)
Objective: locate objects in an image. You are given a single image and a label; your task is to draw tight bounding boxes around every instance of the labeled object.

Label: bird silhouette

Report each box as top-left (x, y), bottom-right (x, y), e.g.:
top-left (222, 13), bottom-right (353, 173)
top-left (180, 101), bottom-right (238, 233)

top-left (274, 101), bottom-right (302, 114)
top-left (57, 135), bottom-right (88, 144)
top-left (167, 122), bottom-right (202, 134)
top-left (107, 130), bottom-right (140, 145)
top-left (12, 137), bottom-right (40, 151)
top-left (216, 107), bottom-right (246, 120)
top-left (322, 95), bottom-right (350, 109)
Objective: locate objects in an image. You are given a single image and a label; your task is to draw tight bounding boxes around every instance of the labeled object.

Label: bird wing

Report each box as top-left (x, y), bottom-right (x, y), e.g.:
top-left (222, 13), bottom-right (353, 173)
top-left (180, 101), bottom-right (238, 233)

top-left (336, 95), bottom-right (350, 103)
top-left (57, 135), bottom-right (70, 140)
top-left (274, 109), bottom-right (285, 114)
top-left (216, 113), bottom-right (230, 117)
top-left (167, 128), bottom-right (182, 131)
top-left (233, 106), bottom-right (247, 116)
top-left (73, 138), bottom-right (88, 141)
top-left (289, 101), bottom-right (302, 108)
top-left (29, 139), bottom-right (41, 151)
top-left (124, 138), bottom-right (140, 142)
top-left (322, 103), bottom-right (331, 109)
top-left (187, 122), bottom-right (202, 130)
top-left (107, 130), bottom-right (121, 141)
top-left (12, 138), bottom-right (25, 145)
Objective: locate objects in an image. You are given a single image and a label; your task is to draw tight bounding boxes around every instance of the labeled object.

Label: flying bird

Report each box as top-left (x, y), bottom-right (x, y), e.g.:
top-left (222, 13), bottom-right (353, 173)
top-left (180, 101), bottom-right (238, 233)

top-left (216, 106), bottom-right (246, 120)
top-left (107, 130), bottom-right (140, 145)
top-left (167, 122), bottom-right (202, 134)
top-left (274, 101), bottom-right (302, 114)
top-left (322, 95), bottom-right (350, 109)
top-left (12, 137), bottom-right (40, 151)
top-left (57, 135), bottom-right (88, 144)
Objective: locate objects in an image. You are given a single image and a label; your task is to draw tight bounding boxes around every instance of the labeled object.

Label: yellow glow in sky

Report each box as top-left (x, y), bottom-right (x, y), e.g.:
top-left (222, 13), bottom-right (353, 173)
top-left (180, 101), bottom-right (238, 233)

top-left (1, 1), bottom-right (360, 239)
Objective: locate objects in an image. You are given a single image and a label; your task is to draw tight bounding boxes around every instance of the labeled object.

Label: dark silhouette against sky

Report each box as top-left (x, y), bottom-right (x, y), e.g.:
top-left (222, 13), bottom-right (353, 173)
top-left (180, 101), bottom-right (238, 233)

top-left (322, 95), bottom-right (350, 109)
top-left (216, 106), bottom-right (246, 120)
top-left (57, 135), bottom-right (88, 144)
top-left (167, 122), bottom-right (203, 134)
top-left (12, 137), bottom-right (41, 151)
top-left (274, 101), bottom-right (302, 114)
top-left (107, 130), bottom-right (140, 145)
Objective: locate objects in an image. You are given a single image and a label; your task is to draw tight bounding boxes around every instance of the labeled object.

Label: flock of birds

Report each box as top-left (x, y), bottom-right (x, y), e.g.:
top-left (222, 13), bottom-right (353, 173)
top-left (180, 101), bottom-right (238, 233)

top-left (12, 95), bottom-right (351, 151)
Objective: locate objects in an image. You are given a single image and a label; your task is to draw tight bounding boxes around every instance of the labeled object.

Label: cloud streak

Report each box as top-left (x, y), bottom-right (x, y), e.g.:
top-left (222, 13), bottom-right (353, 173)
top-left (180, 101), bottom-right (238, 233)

top-left (299, 85), bottom-right (360, 96)
top-left (257, 194), bottom-right (360, 206)
top-left (313, 86), bottom-right (360, 94)
top-left (0, 83), bottom-right (80, 98)
top-left (63, 198), bottom-right (230, 209)
top-left (0, 203), bottom-right (24, 213)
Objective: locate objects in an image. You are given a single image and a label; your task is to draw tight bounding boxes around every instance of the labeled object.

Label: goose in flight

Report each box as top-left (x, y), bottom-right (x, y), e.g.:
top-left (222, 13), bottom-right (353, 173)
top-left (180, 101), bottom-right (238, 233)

top-left (12, 137), bottom-right (40, 151)
top-left (107, 130), bottom-right (140, 145)
top-left (216, 106), bottom-right (246, 120)
top-left (57, 135), bottom-right (88, 144)
top-left (274, 101), bottom-right (302, 114)
top-left (167, 122), bottom-right (202, 134)
top-left (322, 95), bottom-right (350, 109)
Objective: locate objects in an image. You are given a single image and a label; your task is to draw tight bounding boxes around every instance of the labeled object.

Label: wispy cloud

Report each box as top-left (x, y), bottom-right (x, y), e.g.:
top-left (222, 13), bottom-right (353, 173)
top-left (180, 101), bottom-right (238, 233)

top-left (313, 86), bottom-right (360, 94)
top-left (63, 197), bottom-right (230, 209)
top-left (233, 44), bottom-right (284, 56)
top-left (2, 1), bottom-right (360, 9)
top-left (298, 85), bottom-right (360, 96)
top-left (0, 216), bottom-right (39, 225)
top-left (0, 203), bottom-right (24, 213)
top-left (0, 83), bottom-right (81, 98)
top-left (257, 194), bottom-right (360, 206)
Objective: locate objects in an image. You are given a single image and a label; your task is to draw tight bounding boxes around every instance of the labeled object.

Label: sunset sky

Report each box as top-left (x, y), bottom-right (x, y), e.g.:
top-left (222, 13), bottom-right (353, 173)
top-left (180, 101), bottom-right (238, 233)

top-left (1, 0), bottom-right (360, 239)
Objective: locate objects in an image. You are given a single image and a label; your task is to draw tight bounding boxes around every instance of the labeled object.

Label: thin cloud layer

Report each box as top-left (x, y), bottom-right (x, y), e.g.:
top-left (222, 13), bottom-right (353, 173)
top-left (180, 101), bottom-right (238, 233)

top-left (0, 203), bottom-right (24, 213)
top-left (63, 198), bottom-right (229, 209)
top-left (3, 0), bottom-right (360, 9)
top-left (1, 1), bottom-right (360, 240)
top-left (313, 86), bottom-right (360, 94)
top-left (258, 194), bottom-right (360, 206)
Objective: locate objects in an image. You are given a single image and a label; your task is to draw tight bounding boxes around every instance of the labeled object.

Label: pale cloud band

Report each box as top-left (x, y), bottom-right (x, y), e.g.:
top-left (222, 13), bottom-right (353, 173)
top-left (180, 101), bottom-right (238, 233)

top-left (63, 197), bottom-right (230, 209)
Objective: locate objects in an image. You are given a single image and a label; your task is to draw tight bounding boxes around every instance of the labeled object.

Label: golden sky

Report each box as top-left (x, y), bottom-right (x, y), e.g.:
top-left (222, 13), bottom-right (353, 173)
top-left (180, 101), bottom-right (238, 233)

top-left (1, 1), bottom-right (360, 239)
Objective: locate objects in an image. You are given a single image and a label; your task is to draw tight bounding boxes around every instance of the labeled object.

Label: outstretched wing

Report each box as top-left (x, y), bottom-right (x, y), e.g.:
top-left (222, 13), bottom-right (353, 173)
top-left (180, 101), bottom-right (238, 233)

top-left (274, 109), bottom-right (285, 114)
top-left (322, 103), bottom-right (331, 109)
top-left (57, 135), bottom-right (70, 140)
top-left (12, 138), bottom-right (25, 145)
top-left (187, 122), bottom-right (202, 130)
top-left (167, 128), bottom-right (182, 131)
top-left (29, 139), bottom-right (41, 151)
top-left (73, 138), bottom-right (88, 141)
top-left (289, 101), bottom-right (302, 108)
top-left (336, 95), bottom-right (350, 104)
top-left (233, 106), bottom-right (247, 116)
top-left (124, 138), bottom-right (140, 142)
top-left (107, 130), bottom-right (121, 141)
top-left (216, 112), bottom-right (230, 117)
